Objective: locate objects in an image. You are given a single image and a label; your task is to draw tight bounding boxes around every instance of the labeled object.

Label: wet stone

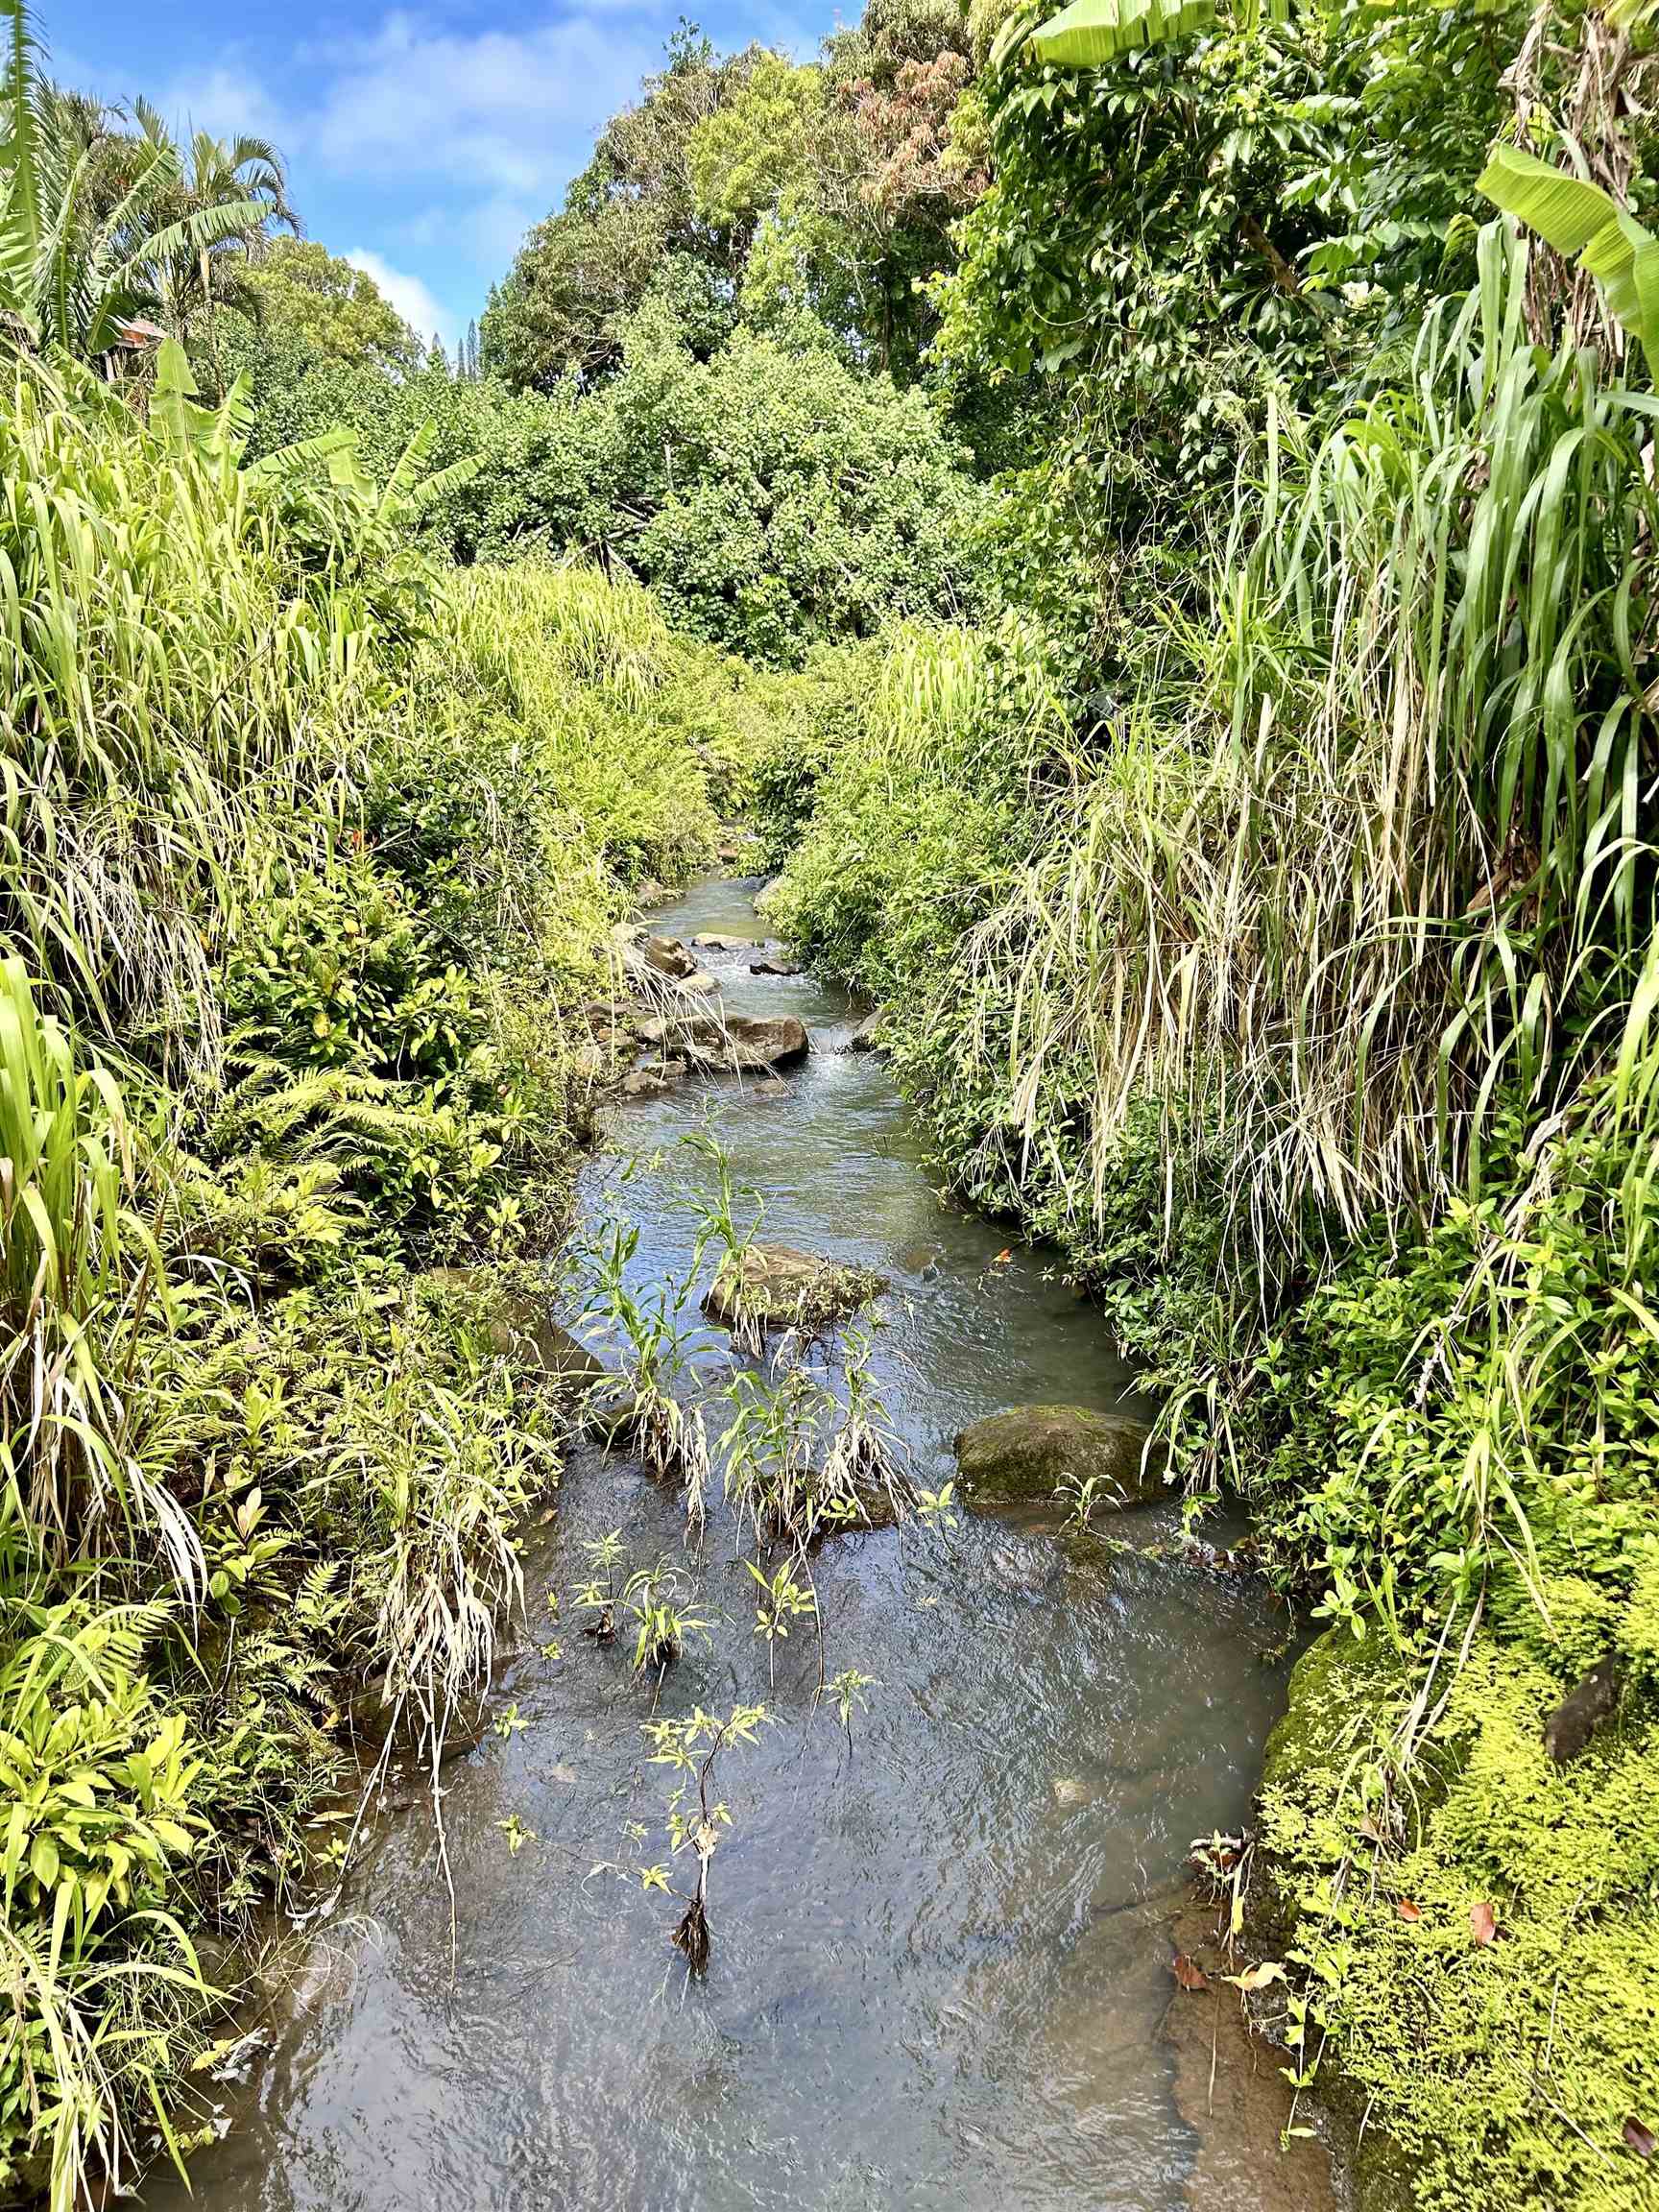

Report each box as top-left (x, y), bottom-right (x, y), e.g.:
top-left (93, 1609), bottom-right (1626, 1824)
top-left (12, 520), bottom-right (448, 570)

top-left (703, 1242), bottom-right (886, 1336)
top-left (638, 933), bottom-right (697, 979)
top-left (954, 1405), bottom-right (1165, 1513)
top-left (682, 1013), bottom-right (810, 1073)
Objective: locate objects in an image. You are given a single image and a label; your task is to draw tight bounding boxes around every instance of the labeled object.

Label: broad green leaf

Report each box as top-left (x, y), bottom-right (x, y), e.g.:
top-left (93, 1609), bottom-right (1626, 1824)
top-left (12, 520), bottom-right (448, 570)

top-left (1478, 144), bottom-right (1659, 373)
top-left (1477, 145), bottom-right (1621, 257)
top-left (1030, 0), bottom-right (1218, 66)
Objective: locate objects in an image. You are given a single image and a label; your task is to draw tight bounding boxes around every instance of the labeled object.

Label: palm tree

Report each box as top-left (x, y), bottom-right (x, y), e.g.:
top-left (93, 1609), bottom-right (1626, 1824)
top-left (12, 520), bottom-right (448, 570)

top-left (0, 0), bottom-right (275, 364)
top-left (137, 107), bottom-right (299, 327)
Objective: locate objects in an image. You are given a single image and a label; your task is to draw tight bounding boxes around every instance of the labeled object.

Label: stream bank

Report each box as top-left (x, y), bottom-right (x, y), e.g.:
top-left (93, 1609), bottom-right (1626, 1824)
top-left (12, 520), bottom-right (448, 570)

top-left (138, 878), bottom-right (1330, 2212)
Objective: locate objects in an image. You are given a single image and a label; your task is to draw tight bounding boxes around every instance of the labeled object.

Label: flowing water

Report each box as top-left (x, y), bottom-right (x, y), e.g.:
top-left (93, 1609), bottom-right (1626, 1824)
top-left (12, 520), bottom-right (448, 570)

top-left (142, 880), bottom-right (1299, 2212)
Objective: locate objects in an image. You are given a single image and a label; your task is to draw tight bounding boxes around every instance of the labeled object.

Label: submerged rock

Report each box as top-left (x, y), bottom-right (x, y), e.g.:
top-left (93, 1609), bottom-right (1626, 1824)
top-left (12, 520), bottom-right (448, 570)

top-left (953, 1405), bottom-right (1165, 1512)
top-left (619, 1061), bottom-right (684, 1099)
top-left (703, 1242), bottom-right (885, 1336)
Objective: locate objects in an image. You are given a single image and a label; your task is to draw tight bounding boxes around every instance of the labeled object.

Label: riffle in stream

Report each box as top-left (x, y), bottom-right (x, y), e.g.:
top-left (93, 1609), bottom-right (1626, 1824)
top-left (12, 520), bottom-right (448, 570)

top-left (141, 879), bottom-right (1309, 2212)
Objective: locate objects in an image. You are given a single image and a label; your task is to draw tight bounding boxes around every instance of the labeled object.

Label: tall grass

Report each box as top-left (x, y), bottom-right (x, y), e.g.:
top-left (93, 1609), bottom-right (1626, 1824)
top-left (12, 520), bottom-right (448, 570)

top-left (976, 224), bottom-right (1659, 1276)
top-left (0, 361), bottom-right (380, 1071)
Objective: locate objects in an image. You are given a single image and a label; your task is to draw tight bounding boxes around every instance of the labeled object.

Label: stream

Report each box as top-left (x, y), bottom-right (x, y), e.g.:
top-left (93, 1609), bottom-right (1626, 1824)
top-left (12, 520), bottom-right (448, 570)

top-left (141, 878), bottom-right (1302, 2212)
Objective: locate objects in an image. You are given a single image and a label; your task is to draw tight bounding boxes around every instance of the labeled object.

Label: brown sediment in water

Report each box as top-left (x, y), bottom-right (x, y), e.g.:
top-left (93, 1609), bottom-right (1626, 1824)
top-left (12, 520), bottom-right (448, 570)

top-left (1164, 1897), bottom-right (1336, 2212)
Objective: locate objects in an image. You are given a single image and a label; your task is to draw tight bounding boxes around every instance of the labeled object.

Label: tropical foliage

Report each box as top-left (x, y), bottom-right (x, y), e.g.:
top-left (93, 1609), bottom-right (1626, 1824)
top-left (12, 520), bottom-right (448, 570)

top-left (5, 0), bottom-right (1659, 2196)
top-left (759, 0), bottom-right (1659, 2199)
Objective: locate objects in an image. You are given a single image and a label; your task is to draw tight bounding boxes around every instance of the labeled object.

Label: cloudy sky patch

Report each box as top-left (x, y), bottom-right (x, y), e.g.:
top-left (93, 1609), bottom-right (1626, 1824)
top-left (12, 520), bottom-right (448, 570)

top-left (51, 0), bottom-right (823, 341)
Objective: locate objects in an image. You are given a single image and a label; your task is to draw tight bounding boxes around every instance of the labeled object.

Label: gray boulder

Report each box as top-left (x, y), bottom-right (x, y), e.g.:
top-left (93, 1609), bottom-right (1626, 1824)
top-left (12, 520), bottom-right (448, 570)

top-left (683, 1013), bottom-right (810, 1073)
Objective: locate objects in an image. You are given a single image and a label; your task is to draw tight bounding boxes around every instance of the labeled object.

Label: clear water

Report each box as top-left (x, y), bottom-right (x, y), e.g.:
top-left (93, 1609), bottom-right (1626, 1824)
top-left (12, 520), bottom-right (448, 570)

top-left (141, 882), bottom-right (1296, 2212)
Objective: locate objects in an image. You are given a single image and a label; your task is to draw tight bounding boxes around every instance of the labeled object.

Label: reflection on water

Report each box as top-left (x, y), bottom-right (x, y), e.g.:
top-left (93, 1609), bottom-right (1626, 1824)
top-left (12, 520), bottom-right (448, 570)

top-left (140, 882), bottom-right (1294, 2212)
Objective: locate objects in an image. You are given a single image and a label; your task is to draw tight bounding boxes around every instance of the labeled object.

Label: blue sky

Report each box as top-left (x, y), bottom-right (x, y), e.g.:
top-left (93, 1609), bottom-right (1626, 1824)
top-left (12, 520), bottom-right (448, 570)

top-left (48, 0), bottom-right (830, 349)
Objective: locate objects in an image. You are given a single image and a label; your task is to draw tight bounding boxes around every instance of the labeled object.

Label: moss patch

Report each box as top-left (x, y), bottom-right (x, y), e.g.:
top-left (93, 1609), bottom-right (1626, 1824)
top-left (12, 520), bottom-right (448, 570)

top-left (1260, 1630), bottom-right (1659, 2211)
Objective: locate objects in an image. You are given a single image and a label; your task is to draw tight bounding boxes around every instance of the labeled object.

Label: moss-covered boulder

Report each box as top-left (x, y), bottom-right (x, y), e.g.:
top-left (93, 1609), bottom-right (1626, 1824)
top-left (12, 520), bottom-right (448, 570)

top-left (1259, 1626), bottom-right (1402, 1798)
top-left (703, 1243), bottom-right (884, 1336)
top-left (952, 1405), bottom-right (1164, 1512)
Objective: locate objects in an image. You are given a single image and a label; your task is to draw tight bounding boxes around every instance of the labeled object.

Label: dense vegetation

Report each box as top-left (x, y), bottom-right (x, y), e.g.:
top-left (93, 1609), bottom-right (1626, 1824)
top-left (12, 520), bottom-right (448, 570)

top-left (751, 0), bottom-right (1659, 2203)
top-left (0, 16), bottom-right (788, 2199)
top-left (4, 0), bottom-right (1659, 2197)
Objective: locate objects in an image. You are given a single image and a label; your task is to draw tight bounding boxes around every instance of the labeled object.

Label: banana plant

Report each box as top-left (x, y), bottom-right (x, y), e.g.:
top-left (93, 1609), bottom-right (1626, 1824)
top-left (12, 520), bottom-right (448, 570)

top-left (1477, 143), bottom-right (1659, 376)
top-left (1022, 0), bottom-right (1286, 68)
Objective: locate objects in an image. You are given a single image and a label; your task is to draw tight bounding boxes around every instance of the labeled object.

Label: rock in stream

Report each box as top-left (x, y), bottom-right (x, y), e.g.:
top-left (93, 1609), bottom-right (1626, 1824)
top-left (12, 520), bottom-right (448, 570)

top-left (954, 1404), bottom-right (1165, 1512)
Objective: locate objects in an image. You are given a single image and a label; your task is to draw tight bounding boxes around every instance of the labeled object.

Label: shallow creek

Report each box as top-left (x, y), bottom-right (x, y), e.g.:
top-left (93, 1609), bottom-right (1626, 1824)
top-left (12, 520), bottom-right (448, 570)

top-left (142, 879), bottom-right (1303, 2212)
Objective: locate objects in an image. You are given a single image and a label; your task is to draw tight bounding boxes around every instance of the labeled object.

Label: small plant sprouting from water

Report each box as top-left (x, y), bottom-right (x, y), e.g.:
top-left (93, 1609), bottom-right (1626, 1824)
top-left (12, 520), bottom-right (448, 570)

top-left (679, 1129), bottom-right (768, 1350)
top-left (825, 1668), bottom-right (878, 1758)
top-left (576, 1542), bottom-right (709, 1684)
top-left (620, 1559), bottom-right (710, 1685)
top-left (822, 1321), bottom-right (908, 1526)
top-left (642, 1702), bottom-right (771, 1974)
top-left (575, 1529), bottom-right (626, 1643)
top-left (1058, 1468), bottom-right (1107, 1530)
top-left (719, 1361), bottom-right (831, 1546)
top-left (914, 1480), bottom-right (959, 1532)
top-left (745, 1557), bottom-right (817, 1685)
top-left (578, 1218), bottom-right (712, 1523)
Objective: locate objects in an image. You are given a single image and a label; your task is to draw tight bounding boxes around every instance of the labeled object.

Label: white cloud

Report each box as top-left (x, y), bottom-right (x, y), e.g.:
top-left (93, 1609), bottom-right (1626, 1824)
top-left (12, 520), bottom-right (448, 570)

top-left (155, 61), bottom-right (295, 145)
top-left (312, 12), bottom-right (659, 202)
top-left (81, 3), bottom-right (825, 344)
top-left (346, 248), bottom-right (458, 351)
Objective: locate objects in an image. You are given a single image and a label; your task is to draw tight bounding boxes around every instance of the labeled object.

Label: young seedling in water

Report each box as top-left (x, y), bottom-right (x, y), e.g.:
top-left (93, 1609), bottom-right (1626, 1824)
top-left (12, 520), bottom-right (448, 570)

top-left (1058, 1467), bottom-right (1110, 1528)
top-left (620, 1559), bottom-right (710, 1686)
top-left (578, 1219), bottom-right (712, 1523)
top-left (643, 1702), bottom-right (771, 1974)
top-left (825, 1668), bottom-right (878, 1758)
top-left (718, 1361), bottom-right (832, 1546)
top-left (822, 1321), bottom-right (908, 1524)
top-left (914, 1481), bottom-right (959, 1532)
top-left (574, 1528), bottom-right (625, 1644)
top-left (679, 1129), bottom-right (768, 1351)
top-left (745, 1557), bottom-right (816, 1685)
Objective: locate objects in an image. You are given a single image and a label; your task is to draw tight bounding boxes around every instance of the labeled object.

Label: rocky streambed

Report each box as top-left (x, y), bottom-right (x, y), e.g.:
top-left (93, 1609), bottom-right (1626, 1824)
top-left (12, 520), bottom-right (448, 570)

top-left (139, 877), bottom-right (1331, 2212)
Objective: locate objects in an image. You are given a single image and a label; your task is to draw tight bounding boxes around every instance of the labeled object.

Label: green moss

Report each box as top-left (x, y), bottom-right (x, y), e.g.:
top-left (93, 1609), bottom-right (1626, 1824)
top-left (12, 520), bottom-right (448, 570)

top-left (1260, 1625), bottom-right (1404, 1799)
top-left (1262, 1631), bottom-right (1659, 2212)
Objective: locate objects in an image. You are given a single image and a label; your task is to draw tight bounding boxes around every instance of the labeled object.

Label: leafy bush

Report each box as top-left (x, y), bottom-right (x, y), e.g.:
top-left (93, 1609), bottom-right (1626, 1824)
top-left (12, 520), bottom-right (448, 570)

top-left (228, 293), bottom-right (987, 666)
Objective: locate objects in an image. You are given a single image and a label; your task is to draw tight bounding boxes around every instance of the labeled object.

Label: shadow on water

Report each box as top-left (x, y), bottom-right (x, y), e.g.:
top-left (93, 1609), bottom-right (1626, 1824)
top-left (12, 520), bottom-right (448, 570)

top-left (140, 881), bottom-right (1307, 2212)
